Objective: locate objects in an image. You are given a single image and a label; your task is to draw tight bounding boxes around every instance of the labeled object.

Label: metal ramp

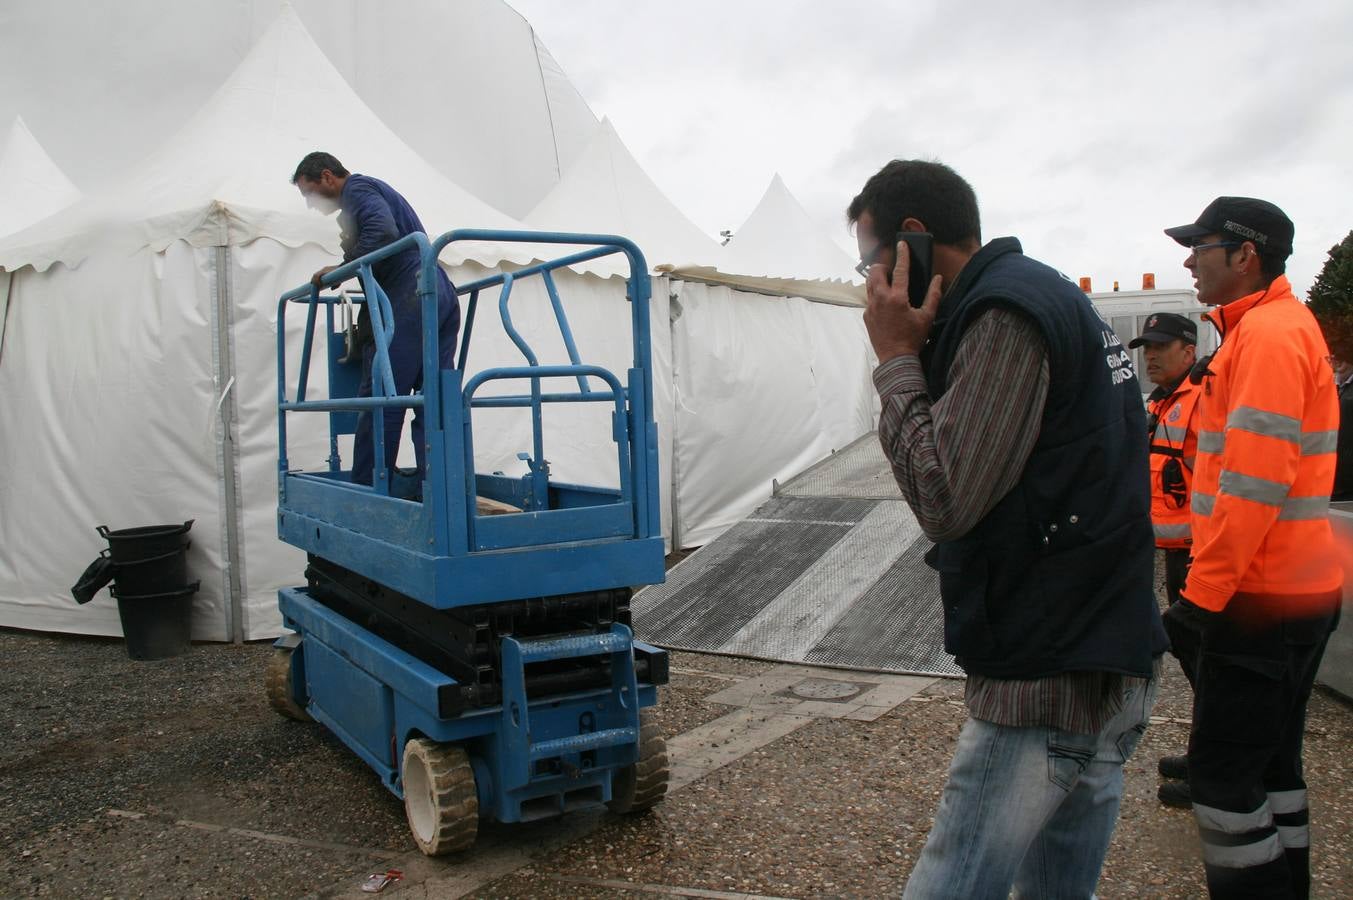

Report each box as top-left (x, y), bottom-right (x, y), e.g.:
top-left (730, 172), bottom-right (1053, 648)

top-left (633, 434), bottom-right (962, 678)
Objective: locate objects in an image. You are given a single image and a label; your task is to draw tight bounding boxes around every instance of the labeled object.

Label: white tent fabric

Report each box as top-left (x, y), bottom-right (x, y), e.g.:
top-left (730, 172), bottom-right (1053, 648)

top-left (0, 244), bottom-right (237, 639)
top-left (670, 281), bottom-right (876, 547)
top-left (525, 118), bottom-right (722, 271)
top-left (0, 117), bottom-right (80, 237)
top-left (0, 116), bottom-right (81, 356)
top-left (0, 8), bottom-right (662, 642)
top-left (0, 0), bottom-right (597, 219)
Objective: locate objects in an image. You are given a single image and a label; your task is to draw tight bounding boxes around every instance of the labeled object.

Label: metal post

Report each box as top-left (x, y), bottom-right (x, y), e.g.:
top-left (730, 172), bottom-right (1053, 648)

top-left (212, 246), bottom-right (245, 643)
top-left (667, 284), bottom-right (683, 552)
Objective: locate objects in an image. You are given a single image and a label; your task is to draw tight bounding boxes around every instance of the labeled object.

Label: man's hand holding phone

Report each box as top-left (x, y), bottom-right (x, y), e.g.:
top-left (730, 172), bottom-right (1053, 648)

top-left (863, 233), bottom-right (943, 364)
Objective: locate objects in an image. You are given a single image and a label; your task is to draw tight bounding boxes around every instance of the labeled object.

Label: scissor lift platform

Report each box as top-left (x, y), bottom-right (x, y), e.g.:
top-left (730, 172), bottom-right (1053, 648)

top-left (268, 230), bottom-right (670, 855)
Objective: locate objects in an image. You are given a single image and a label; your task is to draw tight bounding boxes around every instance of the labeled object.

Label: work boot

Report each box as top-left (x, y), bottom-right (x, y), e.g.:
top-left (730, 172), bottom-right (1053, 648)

top-left (1158, 779), bottom-right (1192, 809)
top-left (1157, 754), bottom-right (1188, 781)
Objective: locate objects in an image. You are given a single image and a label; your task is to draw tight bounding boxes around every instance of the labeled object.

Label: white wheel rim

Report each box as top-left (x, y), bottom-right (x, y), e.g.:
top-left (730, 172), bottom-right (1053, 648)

top-left (404, 747), bottom-right (436, 842)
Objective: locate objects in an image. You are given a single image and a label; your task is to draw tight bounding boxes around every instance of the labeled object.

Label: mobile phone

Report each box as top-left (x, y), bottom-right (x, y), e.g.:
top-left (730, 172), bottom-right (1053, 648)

top-left (897, 231), bottom-right (934, 308)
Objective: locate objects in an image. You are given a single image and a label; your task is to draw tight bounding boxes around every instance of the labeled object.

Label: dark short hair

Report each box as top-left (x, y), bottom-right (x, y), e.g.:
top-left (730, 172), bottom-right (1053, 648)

top-left (292, 151), bottom-right (349, 184)
top-left (1226, 245), bottom-right (1287, 279)
top-left (846, 159), bottom-right (981, 248)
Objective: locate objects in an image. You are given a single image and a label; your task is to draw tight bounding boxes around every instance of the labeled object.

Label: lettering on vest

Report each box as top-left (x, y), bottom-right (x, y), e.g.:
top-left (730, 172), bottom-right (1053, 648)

top-left (1099, 324), bottom-right (1135, 384)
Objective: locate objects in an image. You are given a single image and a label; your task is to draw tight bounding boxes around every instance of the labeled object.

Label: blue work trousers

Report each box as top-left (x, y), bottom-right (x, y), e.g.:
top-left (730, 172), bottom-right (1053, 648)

top-left (351, 289), bottom-right (458, 487)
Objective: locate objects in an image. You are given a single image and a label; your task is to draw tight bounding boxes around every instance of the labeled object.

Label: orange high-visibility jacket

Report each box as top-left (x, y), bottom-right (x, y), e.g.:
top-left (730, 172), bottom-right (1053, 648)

top-left (1187, 276), bottom-right (1343, 613)
top-left (1148, 378), bottom-right (1202, 549)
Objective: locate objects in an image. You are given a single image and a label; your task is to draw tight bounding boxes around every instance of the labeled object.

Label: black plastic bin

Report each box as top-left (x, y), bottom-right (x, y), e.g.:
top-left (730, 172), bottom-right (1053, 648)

top-left (97, 521), bottom-right (198, 660)
top-left (111, 582), bottom-right (200, 660)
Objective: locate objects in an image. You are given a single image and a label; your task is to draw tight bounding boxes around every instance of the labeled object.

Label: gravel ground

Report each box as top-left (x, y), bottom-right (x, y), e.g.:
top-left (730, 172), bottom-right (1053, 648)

top-left (2, 570), bottom-right (1351, 898)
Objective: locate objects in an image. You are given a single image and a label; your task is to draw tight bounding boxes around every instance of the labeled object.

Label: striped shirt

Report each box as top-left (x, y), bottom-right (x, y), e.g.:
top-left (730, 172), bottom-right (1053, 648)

top-left (874, 306), bottom-right (1152, 734)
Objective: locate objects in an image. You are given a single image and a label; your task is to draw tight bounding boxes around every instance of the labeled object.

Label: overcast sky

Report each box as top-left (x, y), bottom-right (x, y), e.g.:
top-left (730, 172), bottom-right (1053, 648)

top-left (509, 0), bottom-right (1353, 297)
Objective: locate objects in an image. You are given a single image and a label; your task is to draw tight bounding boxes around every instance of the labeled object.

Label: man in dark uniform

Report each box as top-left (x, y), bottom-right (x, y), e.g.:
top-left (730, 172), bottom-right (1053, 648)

top-left (292, 151), bottom-right (460, 489)
top-left (1129, 312), bottom-right (1204, 809)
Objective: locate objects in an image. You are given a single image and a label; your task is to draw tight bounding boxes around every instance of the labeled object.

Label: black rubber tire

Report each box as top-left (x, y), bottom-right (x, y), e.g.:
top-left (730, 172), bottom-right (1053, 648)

top-left (606, 708), bottom-right (668, 814)
top-left (402, 739), bottom-right (479, 856)
top-left (264, 646), bottom-right (313, 723)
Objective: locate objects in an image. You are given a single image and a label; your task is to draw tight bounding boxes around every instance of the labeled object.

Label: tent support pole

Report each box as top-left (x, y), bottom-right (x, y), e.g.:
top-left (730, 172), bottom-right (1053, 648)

top-left (667, 286), bottom-right (684, 552)
top-left (213, 246), bottom-right (245, 643)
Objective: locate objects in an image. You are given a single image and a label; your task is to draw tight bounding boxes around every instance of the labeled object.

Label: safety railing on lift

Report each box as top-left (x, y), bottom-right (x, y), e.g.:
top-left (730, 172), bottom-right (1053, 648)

top-left (276, 229), bottom-right (659, 549)
top-left (277, 232), bottom-right (431, 497)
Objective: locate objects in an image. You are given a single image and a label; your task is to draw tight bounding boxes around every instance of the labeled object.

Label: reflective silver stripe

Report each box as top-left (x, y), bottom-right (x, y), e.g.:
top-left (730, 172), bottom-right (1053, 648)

top-left (1201, 832), bottom-right (1284, 868)
top-left (1198, 430), bottom-right (1224, 454)
top-left (1184, 455), bottom-right (1196, 470)
top-left (1277, 824), bottom-right (1310, 849)
top-left (1154, 523), bottom-right (1191, 539)
top-left (1228, 405), bottom-right (1301, 444)
top-left (1219, 469), bottom-right (1289, 507)
top-left (1193, 492), bottom-right (1215, 516)
top-left (1267, 789), bottom-right (1306, 814)
top-left (1301, 430), bottom-right (1338, 455)
top-left (1279, 495), bottom-right (1330, 521)
top-left (1158, 423), bottom-right (1189, 444)
top-left (1194, 800), bottom-right (1273, 834)
top-left (1194, 800), bottom-right (1283, 869)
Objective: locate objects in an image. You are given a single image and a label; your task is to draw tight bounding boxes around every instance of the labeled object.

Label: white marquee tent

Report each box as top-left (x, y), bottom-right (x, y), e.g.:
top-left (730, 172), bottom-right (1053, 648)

top-left (0, 0), bottom-right (597, 219)
top-left (721, 174), bottom-right (861, 286)
top-left (0, 7), bottom-right (632, 643)
top-left (0, 4), bottom-right (878, 642)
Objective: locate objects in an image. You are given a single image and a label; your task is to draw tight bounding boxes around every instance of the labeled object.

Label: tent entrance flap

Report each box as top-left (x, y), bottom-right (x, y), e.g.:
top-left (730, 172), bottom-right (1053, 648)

top-left (632, 434), bottom-right (961, 678)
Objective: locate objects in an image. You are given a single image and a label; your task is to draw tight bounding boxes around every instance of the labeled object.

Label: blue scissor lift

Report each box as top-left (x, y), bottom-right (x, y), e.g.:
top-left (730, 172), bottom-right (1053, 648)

top-left (266, 230), bottom-right (670, 855)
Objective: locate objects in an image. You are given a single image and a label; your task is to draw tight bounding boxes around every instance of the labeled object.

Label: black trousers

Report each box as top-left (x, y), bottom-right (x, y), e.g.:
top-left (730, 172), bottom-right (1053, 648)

top-left (1187, 595), bottom-right (1340, 899)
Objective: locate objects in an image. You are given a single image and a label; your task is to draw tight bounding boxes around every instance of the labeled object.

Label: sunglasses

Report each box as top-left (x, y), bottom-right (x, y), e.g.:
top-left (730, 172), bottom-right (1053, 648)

top-left (1188, 240), bottom-right (1241, 254)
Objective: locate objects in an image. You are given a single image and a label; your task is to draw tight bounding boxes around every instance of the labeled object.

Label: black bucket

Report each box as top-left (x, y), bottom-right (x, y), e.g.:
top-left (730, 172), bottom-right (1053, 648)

top-left (98, 521), bottom-right (193, 596)
top-left (111, 582), bottom-right (200, 661)
top-left (96, 521), bottom-right (197, 660)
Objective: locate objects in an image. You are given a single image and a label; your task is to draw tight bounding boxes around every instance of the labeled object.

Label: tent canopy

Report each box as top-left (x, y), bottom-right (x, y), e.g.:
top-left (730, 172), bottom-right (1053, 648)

top-left (0, 0), bottom-right (597, 220)
top-left (0, 116), bottom-right (80, 237)
top-left (525, 118), bottom-right (722, 272)
top-left (0, 6), bottom-right (535, 274)
top-left (723, 174), bottom-right (860, 284)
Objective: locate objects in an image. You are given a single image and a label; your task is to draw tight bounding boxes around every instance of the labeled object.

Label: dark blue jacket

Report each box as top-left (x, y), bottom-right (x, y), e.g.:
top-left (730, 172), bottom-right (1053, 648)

top-left (339, 174), bottom-right (457, 329)
top-left (921, 238), bottom-right (1167, 678)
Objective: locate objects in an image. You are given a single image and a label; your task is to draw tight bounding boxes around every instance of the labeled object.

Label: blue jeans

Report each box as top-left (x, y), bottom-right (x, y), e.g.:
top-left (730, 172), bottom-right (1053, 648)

top-left (903, 673), bottom-right (1159, 900)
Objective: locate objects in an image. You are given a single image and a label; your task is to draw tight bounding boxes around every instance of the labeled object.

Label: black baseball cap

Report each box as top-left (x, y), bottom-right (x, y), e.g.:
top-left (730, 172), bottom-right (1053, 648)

top-left (1129, 312), bottom-right (1198, 349)
top-left (1164, 196), bottom-right (1294, 257)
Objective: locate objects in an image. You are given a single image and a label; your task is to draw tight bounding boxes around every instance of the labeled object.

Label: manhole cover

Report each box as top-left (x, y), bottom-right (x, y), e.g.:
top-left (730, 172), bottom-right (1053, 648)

top-left (788, 678), bottom-right (864, 701)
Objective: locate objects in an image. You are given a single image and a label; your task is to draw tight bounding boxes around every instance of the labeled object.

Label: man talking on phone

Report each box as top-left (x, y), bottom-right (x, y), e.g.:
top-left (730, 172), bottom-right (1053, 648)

top-left (847, 160), bottom-right (1166, 898)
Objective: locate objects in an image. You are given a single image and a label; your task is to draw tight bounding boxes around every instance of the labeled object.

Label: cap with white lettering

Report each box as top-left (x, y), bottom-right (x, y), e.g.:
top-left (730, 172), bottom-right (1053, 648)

top-left (1164, 196), bottom-right (1294, 258)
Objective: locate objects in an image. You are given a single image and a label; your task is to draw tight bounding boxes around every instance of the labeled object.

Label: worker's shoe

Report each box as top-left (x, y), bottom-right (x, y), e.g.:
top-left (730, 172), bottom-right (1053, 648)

top-left (1158, 779), bottom-right (1192, 810)
top-left (1157, 754), bottom-right (1188, 781)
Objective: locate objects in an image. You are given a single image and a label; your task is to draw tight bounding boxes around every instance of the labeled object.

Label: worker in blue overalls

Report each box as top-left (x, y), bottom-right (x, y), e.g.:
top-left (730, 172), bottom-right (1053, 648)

top-left (292, 151), bottom-right (460, 490)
